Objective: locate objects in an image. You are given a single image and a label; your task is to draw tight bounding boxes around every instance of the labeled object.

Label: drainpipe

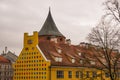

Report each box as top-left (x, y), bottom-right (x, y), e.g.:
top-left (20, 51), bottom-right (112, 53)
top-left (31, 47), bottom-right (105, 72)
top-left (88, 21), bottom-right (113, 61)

top-left (101, 69), bottom-right (102, 80)
top-left (49, 66), bottom-right (51, 80)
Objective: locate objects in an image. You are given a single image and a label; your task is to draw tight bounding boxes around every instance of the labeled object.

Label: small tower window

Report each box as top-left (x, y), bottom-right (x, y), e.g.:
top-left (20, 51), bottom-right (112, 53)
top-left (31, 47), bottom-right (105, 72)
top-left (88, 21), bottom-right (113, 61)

top-left (60, 38), bottom-right (63, 41)
top-left (27, 40), bottom-right (33, 44)
top-left (47, 37), bottom-right (51, 40)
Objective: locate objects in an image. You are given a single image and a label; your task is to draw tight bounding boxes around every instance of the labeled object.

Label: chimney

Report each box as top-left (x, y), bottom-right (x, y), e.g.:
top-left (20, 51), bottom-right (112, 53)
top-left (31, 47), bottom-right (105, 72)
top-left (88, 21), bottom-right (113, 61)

top-left (66, 39), bottom-right (71, 45)
top-left (50, 36), bottom-right (57, 43)
top-left (5, 46), bottom-right (7, 54)
top-left (3, 50), bottom-right (4, 54)
top-left (79, 42), bottom-right (86, 47)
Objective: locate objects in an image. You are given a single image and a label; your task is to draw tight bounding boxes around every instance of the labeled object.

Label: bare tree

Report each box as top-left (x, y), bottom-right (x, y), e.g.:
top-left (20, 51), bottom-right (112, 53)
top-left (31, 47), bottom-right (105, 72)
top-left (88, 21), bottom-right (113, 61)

top-left (87, 0), bottom-right (120, 80)
top-left (104, 0), bottom-right (120, 23)
top-left (87, 17), bottom-right (120, 80)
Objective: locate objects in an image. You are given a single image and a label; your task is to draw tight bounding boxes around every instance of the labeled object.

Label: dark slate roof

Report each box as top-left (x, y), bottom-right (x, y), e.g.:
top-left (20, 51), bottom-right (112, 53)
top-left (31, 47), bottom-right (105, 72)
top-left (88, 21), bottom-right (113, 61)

top-left (39, 10), bottom-right (64, 37)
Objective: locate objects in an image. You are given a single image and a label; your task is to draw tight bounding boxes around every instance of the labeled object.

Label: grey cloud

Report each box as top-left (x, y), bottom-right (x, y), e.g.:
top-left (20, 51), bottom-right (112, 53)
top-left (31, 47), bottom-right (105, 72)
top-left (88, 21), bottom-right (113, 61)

top-left (0, 0), bottom-right (105, 55)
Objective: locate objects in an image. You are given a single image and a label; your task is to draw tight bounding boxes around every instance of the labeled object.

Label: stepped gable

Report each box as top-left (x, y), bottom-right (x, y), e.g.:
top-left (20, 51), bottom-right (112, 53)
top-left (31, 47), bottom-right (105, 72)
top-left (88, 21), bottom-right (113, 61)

top-left (39, 9), bottom-right (64, 37)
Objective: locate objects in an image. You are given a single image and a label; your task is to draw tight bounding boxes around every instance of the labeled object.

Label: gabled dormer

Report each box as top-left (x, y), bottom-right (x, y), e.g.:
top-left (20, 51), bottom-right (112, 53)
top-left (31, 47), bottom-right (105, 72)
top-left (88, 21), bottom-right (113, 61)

top-left (38, 9), bottom-right (65, 43)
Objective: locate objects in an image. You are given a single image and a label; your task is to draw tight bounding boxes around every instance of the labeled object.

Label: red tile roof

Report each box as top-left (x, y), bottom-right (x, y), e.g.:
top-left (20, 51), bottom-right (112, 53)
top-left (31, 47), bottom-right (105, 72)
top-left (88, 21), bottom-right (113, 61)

top-left (0, 55), bottom-right (10, 63)
top-left (38, 41), bottom-right (102, 68)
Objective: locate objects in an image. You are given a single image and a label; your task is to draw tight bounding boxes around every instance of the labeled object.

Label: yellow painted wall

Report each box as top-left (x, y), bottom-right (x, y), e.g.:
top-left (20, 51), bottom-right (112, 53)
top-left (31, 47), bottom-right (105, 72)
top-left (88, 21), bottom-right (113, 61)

top-left (13, 31), bottom-right (50, 80)
top-left (50, 67), bottom-right (110, 80)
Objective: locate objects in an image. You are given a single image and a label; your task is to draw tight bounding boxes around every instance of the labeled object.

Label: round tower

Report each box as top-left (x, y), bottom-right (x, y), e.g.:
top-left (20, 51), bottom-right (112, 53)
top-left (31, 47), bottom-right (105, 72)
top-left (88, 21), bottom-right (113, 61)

top-left (38, 9), bottom-right (66, 43)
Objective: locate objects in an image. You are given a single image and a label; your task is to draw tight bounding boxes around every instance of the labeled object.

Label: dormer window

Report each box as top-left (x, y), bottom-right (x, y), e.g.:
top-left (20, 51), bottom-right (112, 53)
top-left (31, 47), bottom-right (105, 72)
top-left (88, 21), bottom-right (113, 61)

top-left (25, 47), bottom-right (29, 51)
top-left (55, 57), bottom-right (59, 62)
top-left (71, 58), bottom-right (75, 63)
top-left (55, 57), bottom-right (62, 62)
top-left (59, 57), bottom-right (62, 62)
top-left (90, 61), bottom-right (95, 65)
top-left (78, 52), bottom-right (82, 56)
top-left (66, 54), bottom-right (75, 63)
top-left (55, 47), bottom-right (62, 54)
top-left (102, 55), bottom-right (105, 58)
top-left (80, 60), bottom-right (83, 64)
top-left (57, 49), bottom-right (62, 54)
top-left (50, 51), bottom-right (62, 62)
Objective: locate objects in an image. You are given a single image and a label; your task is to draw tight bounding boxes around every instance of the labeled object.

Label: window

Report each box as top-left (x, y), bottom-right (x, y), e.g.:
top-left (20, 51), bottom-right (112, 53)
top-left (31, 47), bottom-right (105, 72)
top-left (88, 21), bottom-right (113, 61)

top-left (105, 72), bottom-right (109, 78)
top-left (32, 47), bottom-right (34, 50)
top-left (80, 60), bottom-right (83, 64)
top-left (25, 47), bottom-right (29, 50)
top-left (55, 57), bottom-right (59, 62)
top-left (60, 38), bottom-right (63, 41)
top-left (92, 71), bottom-right (97, 78)
top-left (90, 61), bottom-right (95, 65)
top-left (78, 52), bottom-right (82, 56)
top-left (59, 58), bottom-right (62, 62)
top-left (76, 71), bottom-right (83, 78)
top-left (27, 40), bottom-right (33, 44)
top-left (68, 71), bottom-right (72, 78)
top-left (80, 71), bottom-right (83, 78)
top-left (71, 58), bottom-right (75, 63)
top-left (76, 71), bottom-right (79, 78)
top-left (86, 71), bottom-right (89, 78)
top-left (55, 57), bottom-right (62, 62)
top-left (118, 72), bottom-right (120, 78)
top-left (47, 37), bottom-right (51, 40)
top-left (57, 49), bottom-right (62, 53)
top-left (56, 70), bottom-right (64, 78)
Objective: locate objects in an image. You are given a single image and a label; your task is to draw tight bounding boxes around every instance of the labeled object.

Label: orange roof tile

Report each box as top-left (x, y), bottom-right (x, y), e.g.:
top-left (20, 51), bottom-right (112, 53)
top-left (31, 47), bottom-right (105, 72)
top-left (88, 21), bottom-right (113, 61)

top-left (0, 56), bottom-right (10, 63)
top-left (38, 40), bottom-right (120, 69)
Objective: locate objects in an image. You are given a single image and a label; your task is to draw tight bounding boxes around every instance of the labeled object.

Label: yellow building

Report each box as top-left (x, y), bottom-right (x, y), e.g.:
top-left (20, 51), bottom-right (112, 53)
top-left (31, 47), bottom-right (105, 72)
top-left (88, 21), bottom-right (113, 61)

top-left (13, 10), bottom-right (113, 80)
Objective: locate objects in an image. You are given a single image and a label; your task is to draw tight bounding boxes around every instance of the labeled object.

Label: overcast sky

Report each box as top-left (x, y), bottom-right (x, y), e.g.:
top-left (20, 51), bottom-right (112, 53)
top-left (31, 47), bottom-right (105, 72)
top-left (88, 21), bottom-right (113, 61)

top-left (0, 0), bottom-right (106, 55)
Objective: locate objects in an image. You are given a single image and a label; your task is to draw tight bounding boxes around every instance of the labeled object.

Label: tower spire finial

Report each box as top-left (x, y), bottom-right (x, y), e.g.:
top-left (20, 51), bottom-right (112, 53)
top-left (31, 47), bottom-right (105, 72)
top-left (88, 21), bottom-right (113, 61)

top-left (38, 6), bottom-right (64, 37)
top-left (49, 6), bottom-right (51, 12)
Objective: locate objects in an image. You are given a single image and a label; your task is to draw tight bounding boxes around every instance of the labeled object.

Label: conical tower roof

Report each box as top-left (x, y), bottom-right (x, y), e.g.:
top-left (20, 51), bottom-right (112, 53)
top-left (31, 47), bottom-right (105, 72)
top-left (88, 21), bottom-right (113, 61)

top-left (39, 9), bottom-right (64, 37)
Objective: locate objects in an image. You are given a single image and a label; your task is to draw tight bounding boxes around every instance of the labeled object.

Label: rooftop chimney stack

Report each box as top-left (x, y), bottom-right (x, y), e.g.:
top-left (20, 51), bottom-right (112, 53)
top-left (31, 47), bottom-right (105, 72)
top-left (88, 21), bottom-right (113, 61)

top-left (5, 46), bottom-right (7, 54)
top-left (66, 39), bottom-right (71, 45)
